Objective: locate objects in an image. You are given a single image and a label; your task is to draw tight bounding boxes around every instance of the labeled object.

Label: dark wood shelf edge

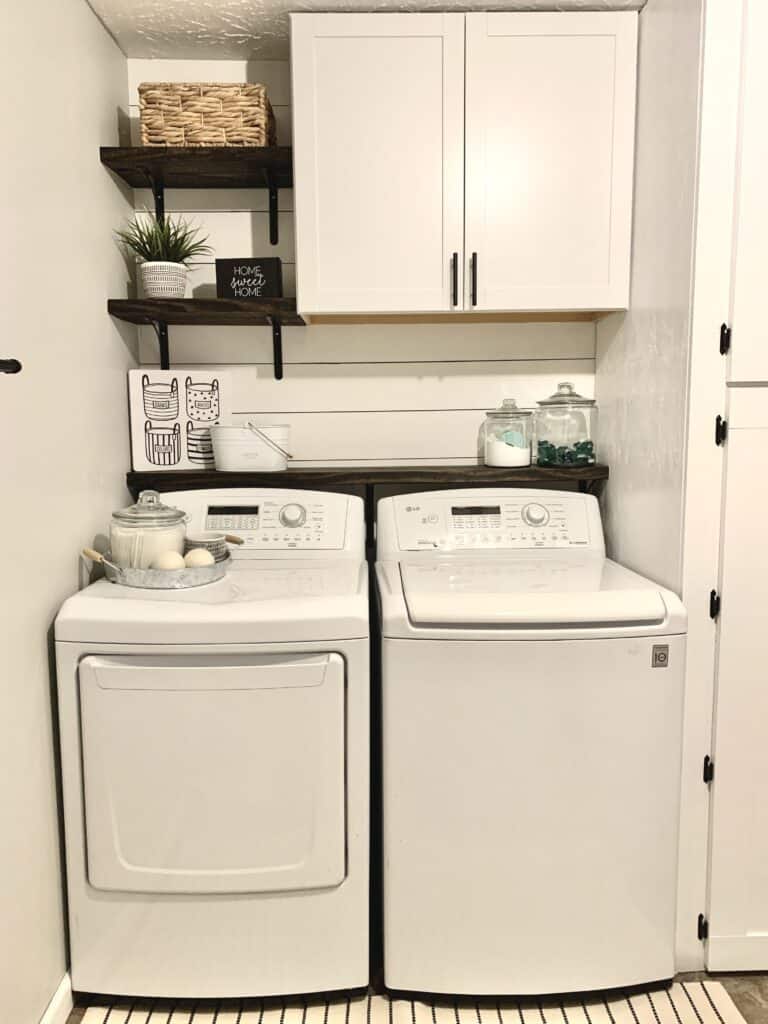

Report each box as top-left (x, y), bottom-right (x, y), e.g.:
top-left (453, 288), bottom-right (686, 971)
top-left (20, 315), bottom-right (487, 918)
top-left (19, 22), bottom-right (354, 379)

top-left (127, 464), bottom-right (609, 498)
top-left (108, 298), bottom-right (305, 328)
top-left (100, 146), bottom-right (293, 190)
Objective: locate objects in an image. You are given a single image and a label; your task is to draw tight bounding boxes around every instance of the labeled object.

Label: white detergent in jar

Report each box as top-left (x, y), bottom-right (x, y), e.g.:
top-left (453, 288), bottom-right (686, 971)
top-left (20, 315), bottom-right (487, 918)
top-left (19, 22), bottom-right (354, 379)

top-left (110, 522), bottom-right (186, 569)
top-left (109, 490), bottom-right (187, 569)
top-left (485, 436), bottom-right (531, 467)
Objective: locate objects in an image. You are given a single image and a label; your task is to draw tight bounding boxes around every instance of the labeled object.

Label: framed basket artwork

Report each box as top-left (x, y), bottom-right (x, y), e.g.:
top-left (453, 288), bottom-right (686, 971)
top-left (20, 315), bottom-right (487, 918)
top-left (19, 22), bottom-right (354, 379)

top-left (129, 369), bottom-right (231, 472)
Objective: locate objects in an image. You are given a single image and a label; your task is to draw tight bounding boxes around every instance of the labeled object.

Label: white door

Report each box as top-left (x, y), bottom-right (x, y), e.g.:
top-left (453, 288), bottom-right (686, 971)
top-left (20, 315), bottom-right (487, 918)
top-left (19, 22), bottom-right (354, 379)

top-left (707, 388), bottom-right (768, 968)
top-left (465, 12), bottom-right (637, 312)
top-left (727, 0), bottom-right (768, 383)
top-left (79, 653), bottom-right (346, 895)
top-left (291, 13), bottom-right (465, 313)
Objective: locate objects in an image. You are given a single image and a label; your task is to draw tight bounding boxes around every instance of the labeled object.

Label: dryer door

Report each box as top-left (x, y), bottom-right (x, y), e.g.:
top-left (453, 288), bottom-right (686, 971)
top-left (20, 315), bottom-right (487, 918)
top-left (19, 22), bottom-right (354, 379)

top-left (78, 653), bottom-right (345, 894)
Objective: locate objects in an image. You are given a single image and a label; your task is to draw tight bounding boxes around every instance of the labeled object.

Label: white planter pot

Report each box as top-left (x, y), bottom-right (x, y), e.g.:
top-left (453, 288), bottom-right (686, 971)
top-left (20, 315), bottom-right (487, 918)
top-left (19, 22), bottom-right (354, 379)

top-left (140, 262), bottom-right (188, 299)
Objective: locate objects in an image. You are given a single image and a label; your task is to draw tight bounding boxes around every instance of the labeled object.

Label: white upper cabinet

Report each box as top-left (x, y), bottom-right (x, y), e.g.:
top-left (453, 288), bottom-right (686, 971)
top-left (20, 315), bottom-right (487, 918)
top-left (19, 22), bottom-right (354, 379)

top-left (291, 14), bottom-right (465, 314)
top-left (291, 12), bottom-right (637, 316)
top-left (465, 13), bottom-right (637, 312)
top-left (728, 0), bottom-right (768, 383)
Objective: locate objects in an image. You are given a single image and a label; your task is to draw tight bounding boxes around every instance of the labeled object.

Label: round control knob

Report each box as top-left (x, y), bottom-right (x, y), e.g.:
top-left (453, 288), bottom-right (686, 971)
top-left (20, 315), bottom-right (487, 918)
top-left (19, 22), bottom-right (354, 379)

top-left (522, 502), bottom-right (549, 527)
top-left (279, 503), bottom-right (307, 528)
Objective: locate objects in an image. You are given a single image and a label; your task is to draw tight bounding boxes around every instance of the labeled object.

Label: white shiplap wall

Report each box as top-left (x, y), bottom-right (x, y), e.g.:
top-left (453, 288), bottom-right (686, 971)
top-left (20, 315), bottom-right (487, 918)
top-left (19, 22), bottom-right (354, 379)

top-left (127, 58), bottom-right (596, 465)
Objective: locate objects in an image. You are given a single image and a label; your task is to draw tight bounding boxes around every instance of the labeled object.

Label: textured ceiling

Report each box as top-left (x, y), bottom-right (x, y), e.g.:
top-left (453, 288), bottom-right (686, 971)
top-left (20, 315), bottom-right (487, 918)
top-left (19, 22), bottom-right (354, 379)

top-left (90, 0), bottom-right (646, 60)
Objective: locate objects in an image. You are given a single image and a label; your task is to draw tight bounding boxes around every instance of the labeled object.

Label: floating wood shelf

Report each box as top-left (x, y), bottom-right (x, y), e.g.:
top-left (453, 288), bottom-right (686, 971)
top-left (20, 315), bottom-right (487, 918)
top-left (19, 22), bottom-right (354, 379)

top-left (108, 298), bottom-right (305, 379)
top-left (100, 146), bottom-right (292, 247)
top-left (108, 298), bottom-right (304, 327)
top-left (100, 146), bottom-right (293, 190)
top-left (128, 463), bottom-right (609, 498)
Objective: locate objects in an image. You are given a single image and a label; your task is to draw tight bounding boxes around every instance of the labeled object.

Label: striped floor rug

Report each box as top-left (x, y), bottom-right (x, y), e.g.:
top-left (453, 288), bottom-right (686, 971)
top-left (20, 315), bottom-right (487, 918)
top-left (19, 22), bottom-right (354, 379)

top-left (77, 982), bottom-right (744, 1024)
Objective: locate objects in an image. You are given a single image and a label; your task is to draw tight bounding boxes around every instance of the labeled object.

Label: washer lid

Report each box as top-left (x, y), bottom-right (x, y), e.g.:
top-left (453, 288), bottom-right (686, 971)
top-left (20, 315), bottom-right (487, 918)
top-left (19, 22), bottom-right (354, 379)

top-left (399, 558), bottom-right (668, 628)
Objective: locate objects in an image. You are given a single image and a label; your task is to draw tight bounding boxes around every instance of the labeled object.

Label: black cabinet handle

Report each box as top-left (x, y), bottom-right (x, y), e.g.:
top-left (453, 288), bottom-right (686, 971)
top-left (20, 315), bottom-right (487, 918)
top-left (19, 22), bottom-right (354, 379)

top-left (451, 252), bottom-right (458, 307)
top-left (0, 359), bottom-right (21, 374)
top-left (470, 252), bottom-right (478, 307)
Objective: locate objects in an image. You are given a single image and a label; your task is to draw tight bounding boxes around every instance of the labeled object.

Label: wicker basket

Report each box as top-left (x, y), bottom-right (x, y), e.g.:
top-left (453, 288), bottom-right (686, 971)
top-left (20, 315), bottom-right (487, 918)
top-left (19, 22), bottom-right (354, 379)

top-left (139, 82), bottom-right (276, 147)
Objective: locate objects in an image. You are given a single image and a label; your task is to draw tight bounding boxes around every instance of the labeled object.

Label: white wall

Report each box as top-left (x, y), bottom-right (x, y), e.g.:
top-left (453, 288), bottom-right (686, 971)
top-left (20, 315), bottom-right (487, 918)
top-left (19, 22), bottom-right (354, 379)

top-left (595, 0), bottom-right (703, 593)
top-left (127, 58), bottom-right (596, 465)
top-left (594, 0), bottom-right (725, 973)
top-left (0, 2), bottom-right (135, 1021)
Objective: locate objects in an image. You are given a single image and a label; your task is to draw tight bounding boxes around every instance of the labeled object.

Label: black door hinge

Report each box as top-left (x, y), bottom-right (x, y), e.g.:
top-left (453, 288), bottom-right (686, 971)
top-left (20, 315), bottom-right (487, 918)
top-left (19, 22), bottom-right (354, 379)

top-left (698, 913), bottom-right (709, 941)
top-left (710, 589), bottom-right (721, 620)
top-left (703, 755), bottom-right (715, 784)
top-left (715, 415), bottom-right (728, 446)
top-left (720, 323), bottom-right (731, 355)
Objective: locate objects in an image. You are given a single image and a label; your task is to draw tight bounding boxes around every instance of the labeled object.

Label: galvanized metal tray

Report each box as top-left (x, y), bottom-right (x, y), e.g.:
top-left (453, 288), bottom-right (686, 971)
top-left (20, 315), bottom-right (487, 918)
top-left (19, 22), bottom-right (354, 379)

top-left (82, 548), bottom-right (232, 590)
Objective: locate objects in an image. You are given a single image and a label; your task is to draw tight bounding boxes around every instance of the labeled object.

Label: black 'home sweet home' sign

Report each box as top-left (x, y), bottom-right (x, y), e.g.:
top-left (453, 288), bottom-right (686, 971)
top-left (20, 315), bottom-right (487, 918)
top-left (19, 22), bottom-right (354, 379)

top-left (216, 258), bottom-right (282, 299)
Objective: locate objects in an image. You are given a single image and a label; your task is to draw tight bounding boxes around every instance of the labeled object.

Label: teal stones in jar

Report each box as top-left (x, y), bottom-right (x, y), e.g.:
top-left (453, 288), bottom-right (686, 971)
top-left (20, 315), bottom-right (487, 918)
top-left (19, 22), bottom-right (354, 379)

top-left (535, 383), bottom-right (597, 468)
top-left (537, 438), bottom-right (595, 467)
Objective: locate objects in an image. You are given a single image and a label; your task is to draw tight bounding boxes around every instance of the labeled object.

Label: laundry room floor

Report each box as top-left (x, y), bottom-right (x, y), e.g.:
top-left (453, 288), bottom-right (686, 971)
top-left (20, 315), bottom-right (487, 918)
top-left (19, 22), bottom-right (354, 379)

top-left (65, 977), bottom-right (768, 1024)
top-left (685, 975), bottom-right (768, 1024)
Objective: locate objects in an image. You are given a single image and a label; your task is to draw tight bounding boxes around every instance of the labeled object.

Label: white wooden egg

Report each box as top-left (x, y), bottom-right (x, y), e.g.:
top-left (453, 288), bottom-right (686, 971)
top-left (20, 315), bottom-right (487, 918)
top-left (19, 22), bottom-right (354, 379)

top-left (150, 550), bottom-right (186, 571)
top-left (184, 548), bottom-right (215, 568)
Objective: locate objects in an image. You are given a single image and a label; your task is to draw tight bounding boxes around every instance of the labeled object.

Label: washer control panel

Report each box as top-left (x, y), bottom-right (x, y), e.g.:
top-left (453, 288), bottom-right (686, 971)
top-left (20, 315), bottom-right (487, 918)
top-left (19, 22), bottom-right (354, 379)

top-left (393, 494), bottom-right (592, 551)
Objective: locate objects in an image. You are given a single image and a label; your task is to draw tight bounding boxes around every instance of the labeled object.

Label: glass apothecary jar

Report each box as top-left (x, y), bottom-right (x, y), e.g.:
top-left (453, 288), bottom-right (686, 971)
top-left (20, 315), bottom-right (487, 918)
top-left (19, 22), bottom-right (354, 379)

top-left (110, 489), bottom-right (187, 569)
top-left (535, 382), bottom-right (597, 467)
top-left (479, 399), bottom-right (533, 467)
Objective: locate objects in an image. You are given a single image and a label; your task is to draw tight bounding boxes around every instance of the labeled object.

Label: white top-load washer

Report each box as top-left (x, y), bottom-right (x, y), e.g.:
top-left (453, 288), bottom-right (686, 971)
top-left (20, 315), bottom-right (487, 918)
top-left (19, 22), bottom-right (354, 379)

top-left (55, 489), bottom-right (368, 1000)
top-left (376, 489), bottom-right (686, 996)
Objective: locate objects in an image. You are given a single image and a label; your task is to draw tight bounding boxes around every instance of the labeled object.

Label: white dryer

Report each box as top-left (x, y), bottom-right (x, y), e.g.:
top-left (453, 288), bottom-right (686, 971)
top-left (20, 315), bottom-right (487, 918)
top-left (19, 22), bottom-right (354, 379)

top-left (376, 488), bottom-right (687, 996)
top-left (55, 489), bottom-right (368, 999)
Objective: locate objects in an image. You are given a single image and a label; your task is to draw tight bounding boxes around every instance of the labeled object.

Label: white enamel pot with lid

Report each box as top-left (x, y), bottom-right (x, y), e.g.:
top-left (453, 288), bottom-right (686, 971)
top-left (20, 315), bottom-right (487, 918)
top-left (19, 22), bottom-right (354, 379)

top-left (109, 489), bottom-right (187, 569)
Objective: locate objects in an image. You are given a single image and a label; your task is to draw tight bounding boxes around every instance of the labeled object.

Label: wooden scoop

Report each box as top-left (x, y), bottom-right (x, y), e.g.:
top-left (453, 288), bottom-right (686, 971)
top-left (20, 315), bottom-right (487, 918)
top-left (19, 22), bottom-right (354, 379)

top-left (82, 548), bottom-right (122, 575)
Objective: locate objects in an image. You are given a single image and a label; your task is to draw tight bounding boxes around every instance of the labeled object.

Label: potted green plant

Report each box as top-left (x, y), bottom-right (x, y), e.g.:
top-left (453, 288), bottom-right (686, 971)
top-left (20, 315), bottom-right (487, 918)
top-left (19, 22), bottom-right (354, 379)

top-left (116, 213), bottom-right (212, 299)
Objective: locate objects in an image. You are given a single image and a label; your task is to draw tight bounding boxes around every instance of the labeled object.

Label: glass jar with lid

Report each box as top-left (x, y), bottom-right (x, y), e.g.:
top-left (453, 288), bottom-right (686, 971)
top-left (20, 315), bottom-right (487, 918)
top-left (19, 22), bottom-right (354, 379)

top-left (479, 399), bottom-right (533, 467)
top-left (109, 489), bottom-right (187, 569)
top-left (535, 382), bottom-right (597, 467)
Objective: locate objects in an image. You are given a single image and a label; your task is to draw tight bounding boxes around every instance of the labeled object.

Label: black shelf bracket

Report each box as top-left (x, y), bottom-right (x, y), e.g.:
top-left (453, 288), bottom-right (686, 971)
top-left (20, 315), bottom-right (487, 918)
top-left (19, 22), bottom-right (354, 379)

top-left (148, 175), bottom-right (165, 222)
top-left (262, 170), bottom-right (279, 245)
top-left (150, 320), bottom-right (170, 369)
top-left (269, 317), bottom-right (284, 380)
top-left (0, 358), bottom-right (22, 374)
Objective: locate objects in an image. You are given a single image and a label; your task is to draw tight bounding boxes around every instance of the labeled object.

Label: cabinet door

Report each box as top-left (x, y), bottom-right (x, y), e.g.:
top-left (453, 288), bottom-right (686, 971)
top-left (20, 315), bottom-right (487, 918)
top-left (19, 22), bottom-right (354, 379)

top-left (465, 13), bottom-right (637, 312)
top-left (707, 389), bottom-right (768, 969)
top-left (728, 0), bottom-right (768, 383)
top-left (291, 13), bottom-right (464, 314)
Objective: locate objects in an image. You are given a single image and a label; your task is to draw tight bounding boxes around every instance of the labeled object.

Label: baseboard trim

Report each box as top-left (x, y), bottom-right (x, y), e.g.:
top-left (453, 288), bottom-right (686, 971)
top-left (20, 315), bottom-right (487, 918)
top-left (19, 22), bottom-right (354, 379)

top-left (40, 974), bottom-right (73, 1024)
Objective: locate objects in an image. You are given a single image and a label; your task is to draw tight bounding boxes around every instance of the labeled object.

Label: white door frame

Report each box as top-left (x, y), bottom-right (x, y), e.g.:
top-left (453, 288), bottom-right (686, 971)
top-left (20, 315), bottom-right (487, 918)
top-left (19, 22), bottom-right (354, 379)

top-left (676, 0), bottom-right (743, 972)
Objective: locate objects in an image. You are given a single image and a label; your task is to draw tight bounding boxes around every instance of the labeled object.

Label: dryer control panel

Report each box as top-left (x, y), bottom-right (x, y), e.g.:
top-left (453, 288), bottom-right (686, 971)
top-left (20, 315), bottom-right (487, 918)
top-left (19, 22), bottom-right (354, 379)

top-left (378, 489), bottom-right (605, 555)
top-left (162, 488), bottom-right (365, 558)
